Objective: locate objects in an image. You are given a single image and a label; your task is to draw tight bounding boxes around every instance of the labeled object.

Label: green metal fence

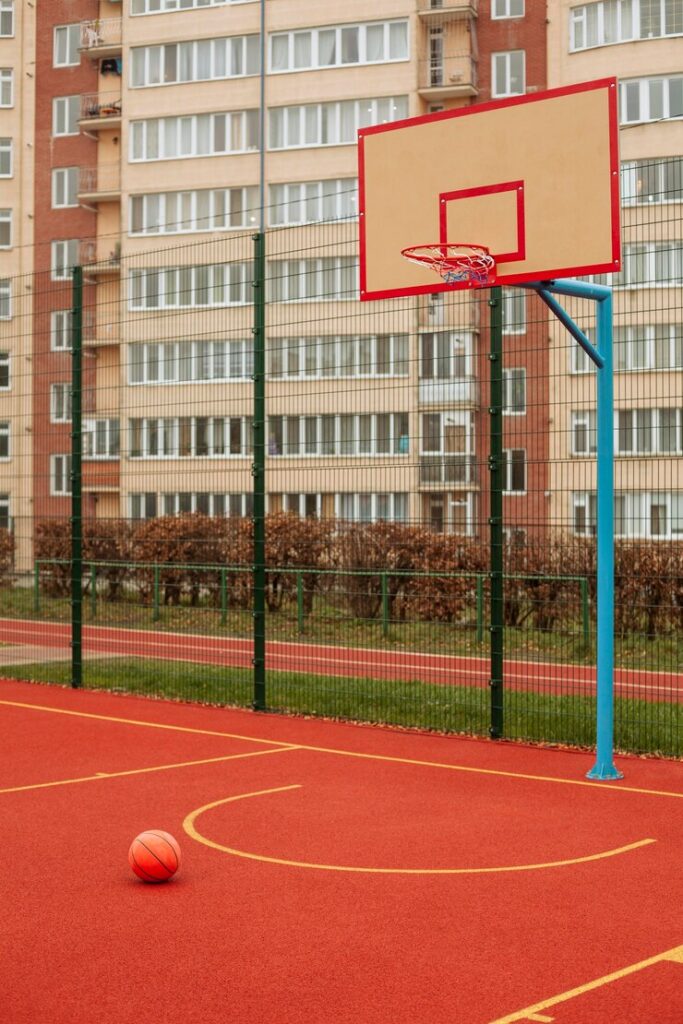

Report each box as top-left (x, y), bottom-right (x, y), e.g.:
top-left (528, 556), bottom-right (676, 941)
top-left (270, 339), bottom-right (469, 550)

top-left (0, 162), bottom-right (681, 757)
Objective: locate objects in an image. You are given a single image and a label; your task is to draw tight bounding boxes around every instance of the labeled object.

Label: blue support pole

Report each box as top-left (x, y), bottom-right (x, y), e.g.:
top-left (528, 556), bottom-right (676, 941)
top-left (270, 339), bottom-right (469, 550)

top-left (526, 279), bottom-right (622, 781)
top-left (587, 287), bottom-right (622, 780)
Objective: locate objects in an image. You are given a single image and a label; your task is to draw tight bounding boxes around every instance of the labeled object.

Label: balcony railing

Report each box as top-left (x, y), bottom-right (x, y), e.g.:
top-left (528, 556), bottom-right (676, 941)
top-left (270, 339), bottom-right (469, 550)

top-left (80, 19), bottom-right (122, 52)
top-left (79, 164), bottom-right (121, 197)
top-left (80, 93), bottom-right (122, 122)
top-left (419, 455), bottom-right (477, 485)
top-left (417, 0), bottom-right (478, 14)
top-left (419, 378), bottom-right (478, 405)
top-left (419, 55), bottom-right (478, 94)
top-left (80, 240), bottom-right (121, 273)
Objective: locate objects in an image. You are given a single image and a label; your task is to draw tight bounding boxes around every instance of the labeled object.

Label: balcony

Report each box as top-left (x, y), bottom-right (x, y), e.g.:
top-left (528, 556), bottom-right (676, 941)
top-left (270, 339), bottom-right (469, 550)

top-left (79, 92), bottom-right (121, 133)
top-left (78, 164), bottom-right (121, 204)
top-left (418, 55), bottom-right (478, 99)
top-left (80, 240), bottom-right (121, 278)
top-left (80, 19), bottom-right (122, 59)
top-left (417, 0), bottom-right (478, 21)
top-left (419, 378), bottom-right (478, 406)
top-left (419, 455), bottom-right (477, 486)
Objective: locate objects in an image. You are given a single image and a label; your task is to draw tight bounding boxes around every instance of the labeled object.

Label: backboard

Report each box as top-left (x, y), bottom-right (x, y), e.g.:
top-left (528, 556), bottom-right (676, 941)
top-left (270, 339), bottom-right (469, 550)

top-left (358, 78), bottom-right (621, 300)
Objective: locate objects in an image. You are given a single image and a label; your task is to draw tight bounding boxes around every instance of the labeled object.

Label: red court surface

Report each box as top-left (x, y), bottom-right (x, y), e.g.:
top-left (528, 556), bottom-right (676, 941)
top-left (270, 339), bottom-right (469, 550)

top-left (1, 677), bottom-right (681, 1024)
top-left (0, 617), bottom-right (681, 701)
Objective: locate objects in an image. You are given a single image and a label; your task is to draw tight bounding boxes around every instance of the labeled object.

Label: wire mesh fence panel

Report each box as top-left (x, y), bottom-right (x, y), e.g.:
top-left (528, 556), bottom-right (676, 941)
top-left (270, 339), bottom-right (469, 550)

top-left (0, 164), bottom-right (680, 755)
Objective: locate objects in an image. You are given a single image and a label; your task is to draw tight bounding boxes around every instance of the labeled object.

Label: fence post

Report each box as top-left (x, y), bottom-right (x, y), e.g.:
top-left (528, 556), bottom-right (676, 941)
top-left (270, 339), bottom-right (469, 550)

top-left (220, 568), bottom-right (227, 627)
top-left (90, 565), bottom-right (97, 619)
top-left (476, 574), bottom-right (484, 643)
top-left (70, 266), bottom-right (83, 689)
top-left (580, 577), bottom-right (589, 647)
top-left (252, 231), bottom-right (267, 710)
top-left (153, 565), bottom-right (160, 622)
top-left (297, 571), bottom-right (304, 634)
top-left (488, 286), bottom-right (504, 738)
top-left (33, 562), bottom-right (40, 613)
top-left (381, 573), bottom-right (389, 639)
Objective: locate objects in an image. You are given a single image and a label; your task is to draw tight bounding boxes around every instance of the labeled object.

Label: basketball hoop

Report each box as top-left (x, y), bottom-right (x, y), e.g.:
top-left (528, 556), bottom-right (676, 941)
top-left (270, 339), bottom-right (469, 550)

top-left (401, 244), bottom-right (497, 288)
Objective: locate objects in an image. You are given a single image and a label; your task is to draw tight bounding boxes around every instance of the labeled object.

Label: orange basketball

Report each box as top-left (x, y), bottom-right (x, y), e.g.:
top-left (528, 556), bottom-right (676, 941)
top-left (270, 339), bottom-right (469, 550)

top-left (128, 830), bottom-right (181, 883)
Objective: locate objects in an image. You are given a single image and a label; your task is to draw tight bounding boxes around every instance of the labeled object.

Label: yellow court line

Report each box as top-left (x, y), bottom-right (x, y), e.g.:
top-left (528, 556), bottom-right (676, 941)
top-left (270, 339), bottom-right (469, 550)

top-left (183, 785), bottom-right (656, 874)
top-left (0, 746), bottom-right (298, 795)
top-left (1, 696), bottom-right (682, 800)
top-left (488, 943), bottom-right (683, 1024)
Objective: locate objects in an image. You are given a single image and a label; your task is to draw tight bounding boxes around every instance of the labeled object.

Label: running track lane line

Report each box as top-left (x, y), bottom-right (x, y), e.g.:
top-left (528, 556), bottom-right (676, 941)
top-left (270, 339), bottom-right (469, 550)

top-left (0, 617), bottom-right (681, 699)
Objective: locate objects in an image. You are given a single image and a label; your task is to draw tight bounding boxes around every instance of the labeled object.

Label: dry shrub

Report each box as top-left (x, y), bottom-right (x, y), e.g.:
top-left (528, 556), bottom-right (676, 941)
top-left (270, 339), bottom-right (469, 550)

top-left (333, 521), bottom-right (427, 621)
top-left (132, 513), bottom-right (224, 606)
top-left (264, 513), bottom-right (334, 613)
top-left (0, 527), bottom-right (15, 584)
top-left (34, 519), bottom-right (71, 595)
top-left (407, 535), bottom-right (487, 623)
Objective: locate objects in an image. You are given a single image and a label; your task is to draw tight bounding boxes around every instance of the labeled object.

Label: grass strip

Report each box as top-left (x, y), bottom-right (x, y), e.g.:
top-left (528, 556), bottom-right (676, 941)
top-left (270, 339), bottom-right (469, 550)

top-left (0, 658), bottom-right (678, 758)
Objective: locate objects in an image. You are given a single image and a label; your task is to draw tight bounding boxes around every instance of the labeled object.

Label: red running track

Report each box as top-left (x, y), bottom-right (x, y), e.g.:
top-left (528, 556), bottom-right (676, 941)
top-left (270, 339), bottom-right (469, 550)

top-left (0, 616), bottom-right (681, 702)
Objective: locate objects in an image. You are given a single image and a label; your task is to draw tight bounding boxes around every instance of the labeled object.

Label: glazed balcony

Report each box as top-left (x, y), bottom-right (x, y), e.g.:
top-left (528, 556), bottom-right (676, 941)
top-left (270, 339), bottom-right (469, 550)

top-left (418, 378), bottom-right (478, 406)
top-left (419, 455), bottom-right (477, 486)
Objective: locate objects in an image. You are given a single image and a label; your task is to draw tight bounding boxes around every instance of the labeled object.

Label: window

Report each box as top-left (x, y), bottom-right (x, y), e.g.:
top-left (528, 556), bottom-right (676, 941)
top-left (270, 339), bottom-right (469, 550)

top-left (131, 35), bottom-right (259, 88)
top-left (503, 369), bottom-right (526, 414)
top-left (0, 209), bottom-right (11, 248)
top-left (268, 96), bottom-right (409, 150)
top-left (0, 422), bottom-right (9, 460)
top-left (336, 493), bottom-right (408, 523)
top-left (0, 279), bottom-right (10, 319)
top-left (573, 491), bottom-right (683, 539)
top-left (130, 110), bottom-right (259, 161)
top-left (130, 187), bottom-right (259, 234)
top-left (621, 157), bottom-right (683, 204)
top-left (0, 352), bottom-right (9, 389)
top-left (269, 179), bottom-right (358, 225)
top-left (492, 0), bottom-right (524, 17)
top-left (53, 96), bottom-right (80, 136)
top-left (51, 241), bottom-right (79, 281)
top-left (0, 2), bottom-right (14, 38)
top-left (51, 310), bottom-right (72, 350)
top-left (503, 449), bottom-right (526, 492)
top-left (0, 69), bottom-right (13, 108)
top-left (269, 20), bottom-right (408, 73)
top-left (618, 242), bottom-right (683, 286)
top-left (571, 410), bottom-right (597, 455)
top-left (130, 493), bottom-right (157, 520)
top-left (570, 0), bottom-right (683, 51)
top-left (419, 332), bottom-right (470, 379)
top-left (84, 419), bottom-right (120, 459)
top-left (52, 168), bottom-right (79, 209)
top-left (0, 494), bottom-right (9, 530)
top-left (419, 412), bottom-right (474, 484)
top-left (268, 334), bottom-right (408, 379)
top-left (51, 455), bottom-right (72, 496)
top-left (502, 289), bottom-right (526, 333)
top-left (611, 324), bottom-right (683, 370)
top-left (51, 384), bottom-right (72, 423)
top-left (492, 51), bottom-right (525, 97)
top-left (620, 76), bottom-right (683, 124)
top-left (129, 264), bottom-right (251, 310)
top-left (267, 414), bottom-right (409, 457)
top-left (54, 25), bottom-right (81, 67)
top-left (128, 340), bottom-right (253, 384)
top-left (131, 0), bottom-right (253, 13)
top-left (267, 258), bottom-right (358, 301)
top-left (130, 417), bottom-right (252, 458)
top-left (0, 138), bottom-right (12, 177)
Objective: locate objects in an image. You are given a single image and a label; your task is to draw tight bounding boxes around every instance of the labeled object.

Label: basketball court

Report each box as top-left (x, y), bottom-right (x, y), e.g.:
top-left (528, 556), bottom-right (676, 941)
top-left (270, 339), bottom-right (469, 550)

top-left (1, 677), bottom-right (681, 1023)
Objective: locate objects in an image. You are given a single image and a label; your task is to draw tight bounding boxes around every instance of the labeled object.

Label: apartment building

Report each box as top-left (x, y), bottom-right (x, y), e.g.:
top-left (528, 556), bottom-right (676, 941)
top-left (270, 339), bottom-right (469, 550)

top-left (0, 0), bottom-right (35, 562)
top-left (6, 0), bottom-right (679, 558)
top-left (547, 0), bottom-right (683, 540)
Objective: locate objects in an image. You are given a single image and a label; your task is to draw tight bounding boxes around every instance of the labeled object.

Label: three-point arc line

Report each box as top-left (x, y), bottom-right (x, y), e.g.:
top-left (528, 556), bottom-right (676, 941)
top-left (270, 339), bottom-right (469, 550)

top-left (183, 784), bottom-right (656, 875)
